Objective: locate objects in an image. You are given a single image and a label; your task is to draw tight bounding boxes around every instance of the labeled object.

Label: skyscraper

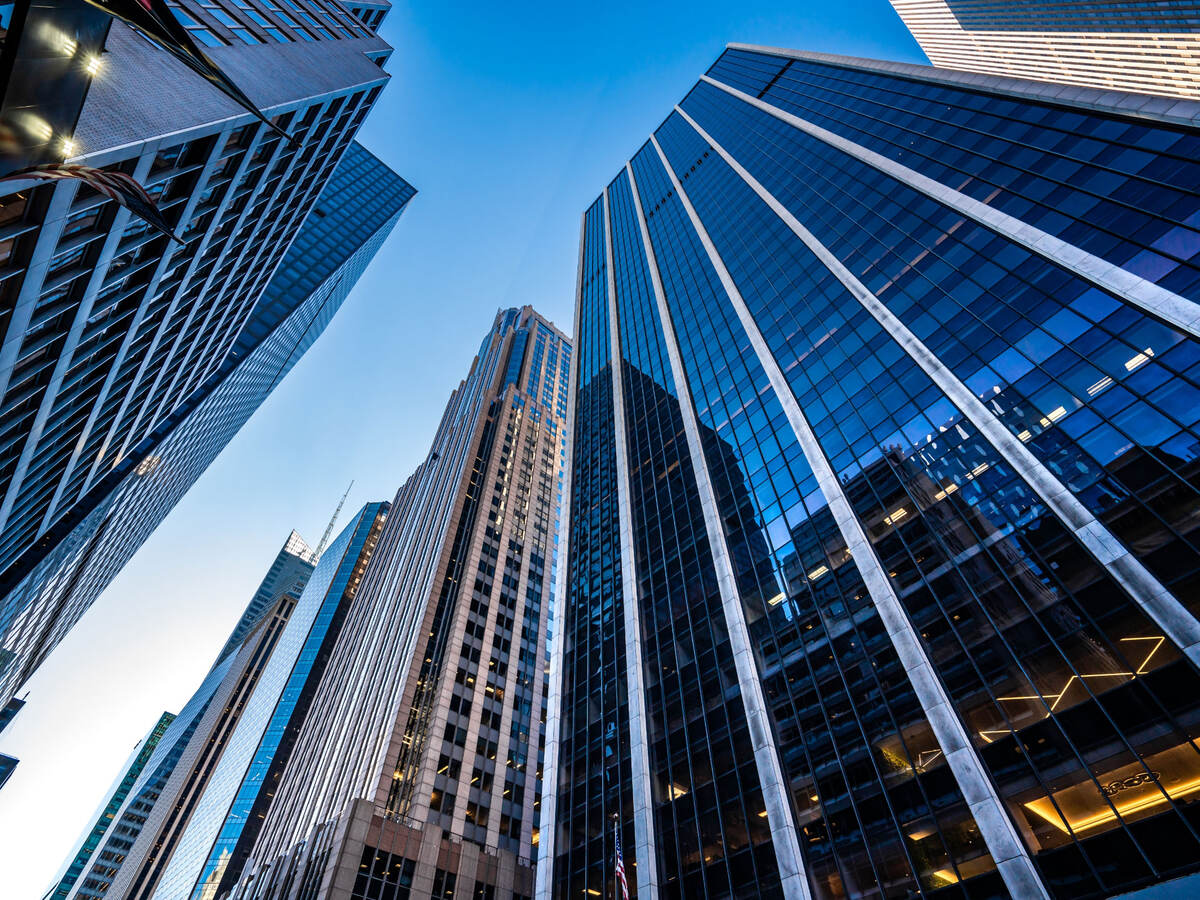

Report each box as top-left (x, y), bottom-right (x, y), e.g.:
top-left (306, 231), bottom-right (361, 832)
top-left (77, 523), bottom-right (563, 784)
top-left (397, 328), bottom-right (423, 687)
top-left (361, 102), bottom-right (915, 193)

top-left (0, 0), bottom-right (413, 712)
top-left (58, 529), bottom-right (318, 900)
top-left (0, 750), bottom-right (17, 789)
top-left (230, 307), bottom-right (570, 900)
top-left (64, 505), bottom-right (388, 900)
top-left (47, 711), bottom-right (177, 900)
top-left (889, 0), bottom-right (1200, 99)
top-left (217, 530), bottom-right (317, 664)
top-left (543, 44), bottom-right (1200, 900)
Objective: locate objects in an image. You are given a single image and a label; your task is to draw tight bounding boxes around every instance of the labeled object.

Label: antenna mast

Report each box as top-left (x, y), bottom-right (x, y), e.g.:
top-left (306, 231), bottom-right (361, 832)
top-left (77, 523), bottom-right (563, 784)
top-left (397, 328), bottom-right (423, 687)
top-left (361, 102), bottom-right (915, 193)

top-left (312, 480), bottom-right (353, 562)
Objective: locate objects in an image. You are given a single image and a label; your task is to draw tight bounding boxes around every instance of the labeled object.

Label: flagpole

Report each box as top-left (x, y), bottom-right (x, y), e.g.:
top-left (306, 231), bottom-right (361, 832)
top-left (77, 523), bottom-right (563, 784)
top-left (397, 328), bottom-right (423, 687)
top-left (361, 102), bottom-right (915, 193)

top-left (613, 817), bottom-right (618, 900)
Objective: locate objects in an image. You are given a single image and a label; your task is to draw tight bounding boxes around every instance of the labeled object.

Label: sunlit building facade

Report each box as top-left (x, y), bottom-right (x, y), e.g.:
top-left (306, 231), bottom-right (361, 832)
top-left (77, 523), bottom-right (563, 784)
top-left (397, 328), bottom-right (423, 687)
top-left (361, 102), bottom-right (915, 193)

top-left (65, 506), bottom-right (388, 900)
top-left (0, 0), bottom-right (409, 709)
top-left (231, 307), bottom-right (570, 900)
top-left (542, 44), bottom-right (1200, 900)
top-left (889, 0), bottom-right (1200, 99)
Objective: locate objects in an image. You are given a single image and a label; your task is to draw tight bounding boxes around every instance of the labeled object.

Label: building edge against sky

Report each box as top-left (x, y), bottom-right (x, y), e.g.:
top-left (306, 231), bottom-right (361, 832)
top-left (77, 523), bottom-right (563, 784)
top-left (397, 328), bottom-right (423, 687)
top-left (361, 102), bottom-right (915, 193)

top-left (76, 503), bottom-right (389, 900)
top-left (54, 529), bottom-right (319, 900)
top-left (542, 41), bottom-right (1200, 900)
top-left (45, 711), bottom-right (176, 900)
top-left (0, 137), bottom-right (413, 715)
top-left (0, 0), bottom-right (413, 717)
top-left (228, 306), bottom-right (570, 900)
top-left (889, 0), bottom-right (1200, 100)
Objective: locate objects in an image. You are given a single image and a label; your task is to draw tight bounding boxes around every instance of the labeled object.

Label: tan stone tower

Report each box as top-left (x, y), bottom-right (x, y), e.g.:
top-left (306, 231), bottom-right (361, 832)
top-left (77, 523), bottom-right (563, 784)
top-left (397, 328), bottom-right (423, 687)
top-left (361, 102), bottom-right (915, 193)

top-left (890, 0), bottom-right (1200, 99)
top-left (234, 306), bottom-right (570, 900)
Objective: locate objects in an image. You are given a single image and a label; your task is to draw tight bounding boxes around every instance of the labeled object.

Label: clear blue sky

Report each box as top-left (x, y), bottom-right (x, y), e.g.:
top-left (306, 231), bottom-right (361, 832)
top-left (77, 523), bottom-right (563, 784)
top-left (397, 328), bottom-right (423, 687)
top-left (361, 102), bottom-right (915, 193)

top-left (0, 2), bottom-right (923, 895)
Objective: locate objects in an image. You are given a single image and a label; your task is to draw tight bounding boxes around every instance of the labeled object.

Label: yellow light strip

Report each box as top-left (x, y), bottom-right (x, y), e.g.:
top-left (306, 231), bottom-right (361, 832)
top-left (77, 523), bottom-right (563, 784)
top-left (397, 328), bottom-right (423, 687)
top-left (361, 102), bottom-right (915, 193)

top-left (980, 636), bottom-right (1163, 741)
top-left (1122, 635), bottom-right (1165, 675)
top-left (1024, 776), bottom-right (1200, 835)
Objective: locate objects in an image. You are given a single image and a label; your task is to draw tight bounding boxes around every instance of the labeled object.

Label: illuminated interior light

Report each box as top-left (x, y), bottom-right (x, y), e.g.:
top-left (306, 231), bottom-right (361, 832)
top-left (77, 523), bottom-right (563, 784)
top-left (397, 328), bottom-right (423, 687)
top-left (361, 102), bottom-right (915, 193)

top-left (907, 827), bottom-right (934, 841)
top-left (809, 794), bottom-right (819, 802)
top-left (806, 565), bottom-right (829, 581)
top-left (883, 507), bottom-right (908, 525)
top-left (135, 455), bottom-right (161, 477)
top-left (1123, 635), bottom-right (1166, 674)
top-left (916, 749), bottom-right (942, 769)
top-left (1038, 406), bottom-right (1066, 428)
top-left (934, 482), bottom-right (958, 501)
top-left (978, 730), bottom-right (1011, 743)
top-left (766, 592), bottom-right (785, 606)
top-left (587, 890), bottom-right (601, 896)
top-left (998, 671), bottom-right (1133, 712)
top-left (1024, 759), bottom-right (1200, 836)
top-left (757, 810), bottom-right (769, 818)
top-left (1125, 348), bottom-right (1154, 371)
top-left (85, 55), bottom-right (102, 76)
top-left (982, 635), bottom-right (1164, 741)
top-left (668, 783), bottom-right (688, 800)
top-left (969, 462), bottom-right (989, 478)
top-left (931, 869), bottom-right (960, 886)
top-left (1088, 375), bottom-right (1113, 396)
top-left (25, 115), bottom-right (53, 142)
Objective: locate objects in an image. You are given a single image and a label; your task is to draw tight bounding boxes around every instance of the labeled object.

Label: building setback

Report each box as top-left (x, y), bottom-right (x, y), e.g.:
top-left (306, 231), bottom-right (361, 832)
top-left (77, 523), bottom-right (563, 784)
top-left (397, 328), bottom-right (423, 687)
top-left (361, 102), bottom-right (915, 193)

top-left (542, 44), bottom-right (1200, 900)
top-left (231, 306), bottom-right (570, 900)
top-left (0, 0), bottom-right (412, 712)
top-left (889, 0), bottom-right (1200, 99)
top-left (47, 711), bottom-right (177, 900)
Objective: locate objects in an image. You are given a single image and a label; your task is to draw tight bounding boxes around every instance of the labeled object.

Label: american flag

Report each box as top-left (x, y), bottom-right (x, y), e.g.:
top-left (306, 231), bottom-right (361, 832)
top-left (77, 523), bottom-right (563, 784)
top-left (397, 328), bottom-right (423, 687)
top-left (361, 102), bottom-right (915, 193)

top-left (0, 163), bottom-right (180, 243)
top-left (614, 822), bottom-right (629, 900)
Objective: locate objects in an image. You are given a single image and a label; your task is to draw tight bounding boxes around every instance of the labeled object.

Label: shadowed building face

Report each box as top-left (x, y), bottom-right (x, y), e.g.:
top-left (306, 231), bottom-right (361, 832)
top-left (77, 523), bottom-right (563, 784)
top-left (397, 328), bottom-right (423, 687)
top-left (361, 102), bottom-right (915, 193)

top-left (542, 43), bottom-right (1200, 900)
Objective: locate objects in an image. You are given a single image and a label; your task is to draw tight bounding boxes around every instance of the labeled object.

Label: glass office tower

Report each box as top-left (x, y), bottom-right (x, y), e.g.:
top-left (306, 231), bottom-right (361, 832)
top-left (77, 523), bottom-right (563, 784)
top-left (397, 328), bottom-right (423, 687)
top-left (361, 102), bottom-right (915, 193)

top-left (59, 530), bottom-right (318, 900)
top-left (0, 0), bottom-right (411, 713)
top-left (889, 0), bottom-right (1200, 99)
top-left (47, 711), bottom-right (176, 900)
top-left (231, 307), bottom-right (570, 900)
top-left (543, 44), bottom-right (1200, 900)
top-left (65, 506), bottom-right (387, 900)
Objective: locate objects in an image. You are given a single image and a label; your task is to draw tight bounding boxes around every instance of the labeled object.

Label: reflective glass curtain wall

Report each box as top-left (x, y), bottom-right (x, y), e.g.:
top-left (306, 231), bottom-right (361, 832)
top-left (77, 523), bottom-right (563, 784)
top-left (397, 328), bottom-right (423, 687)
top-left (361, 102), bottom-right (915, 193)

top-left (0, 0), bottom-right (406, 709)
top-left (542, 44), bottom-right (1200, 900)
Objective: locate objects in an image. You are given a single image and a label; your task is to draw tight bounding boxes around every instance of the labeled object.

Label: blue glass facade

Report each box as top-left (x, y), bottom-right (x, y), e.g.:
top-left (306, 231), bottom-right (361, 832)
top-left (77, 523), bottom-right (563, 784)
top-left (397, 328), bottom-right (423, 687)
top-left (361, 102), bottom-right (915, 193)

top-left (183, 502), bottom-right (388, 900)
top-left (48, 711), bottom-right (176, 900)
top-left (544, 45), bottom-right (1200, 900)
top-left (62, 527), bottom-right (320, 900)
top-left (0, 9), bottom-right (411, 710)
top-left (0, 138), bottom-right (413, 711)
top-left (942, 0), bottom-right (1200, 32)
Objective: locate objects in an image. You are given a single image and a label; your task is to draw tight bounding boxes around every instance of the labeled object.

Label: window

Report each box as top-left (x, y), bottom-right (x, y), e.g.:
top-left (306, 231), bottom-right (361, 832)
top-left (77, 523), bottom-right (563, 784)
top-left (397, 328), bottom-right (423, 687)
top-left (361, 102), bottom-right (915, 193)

top-left (430, 869), bottom-right (456, 900)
